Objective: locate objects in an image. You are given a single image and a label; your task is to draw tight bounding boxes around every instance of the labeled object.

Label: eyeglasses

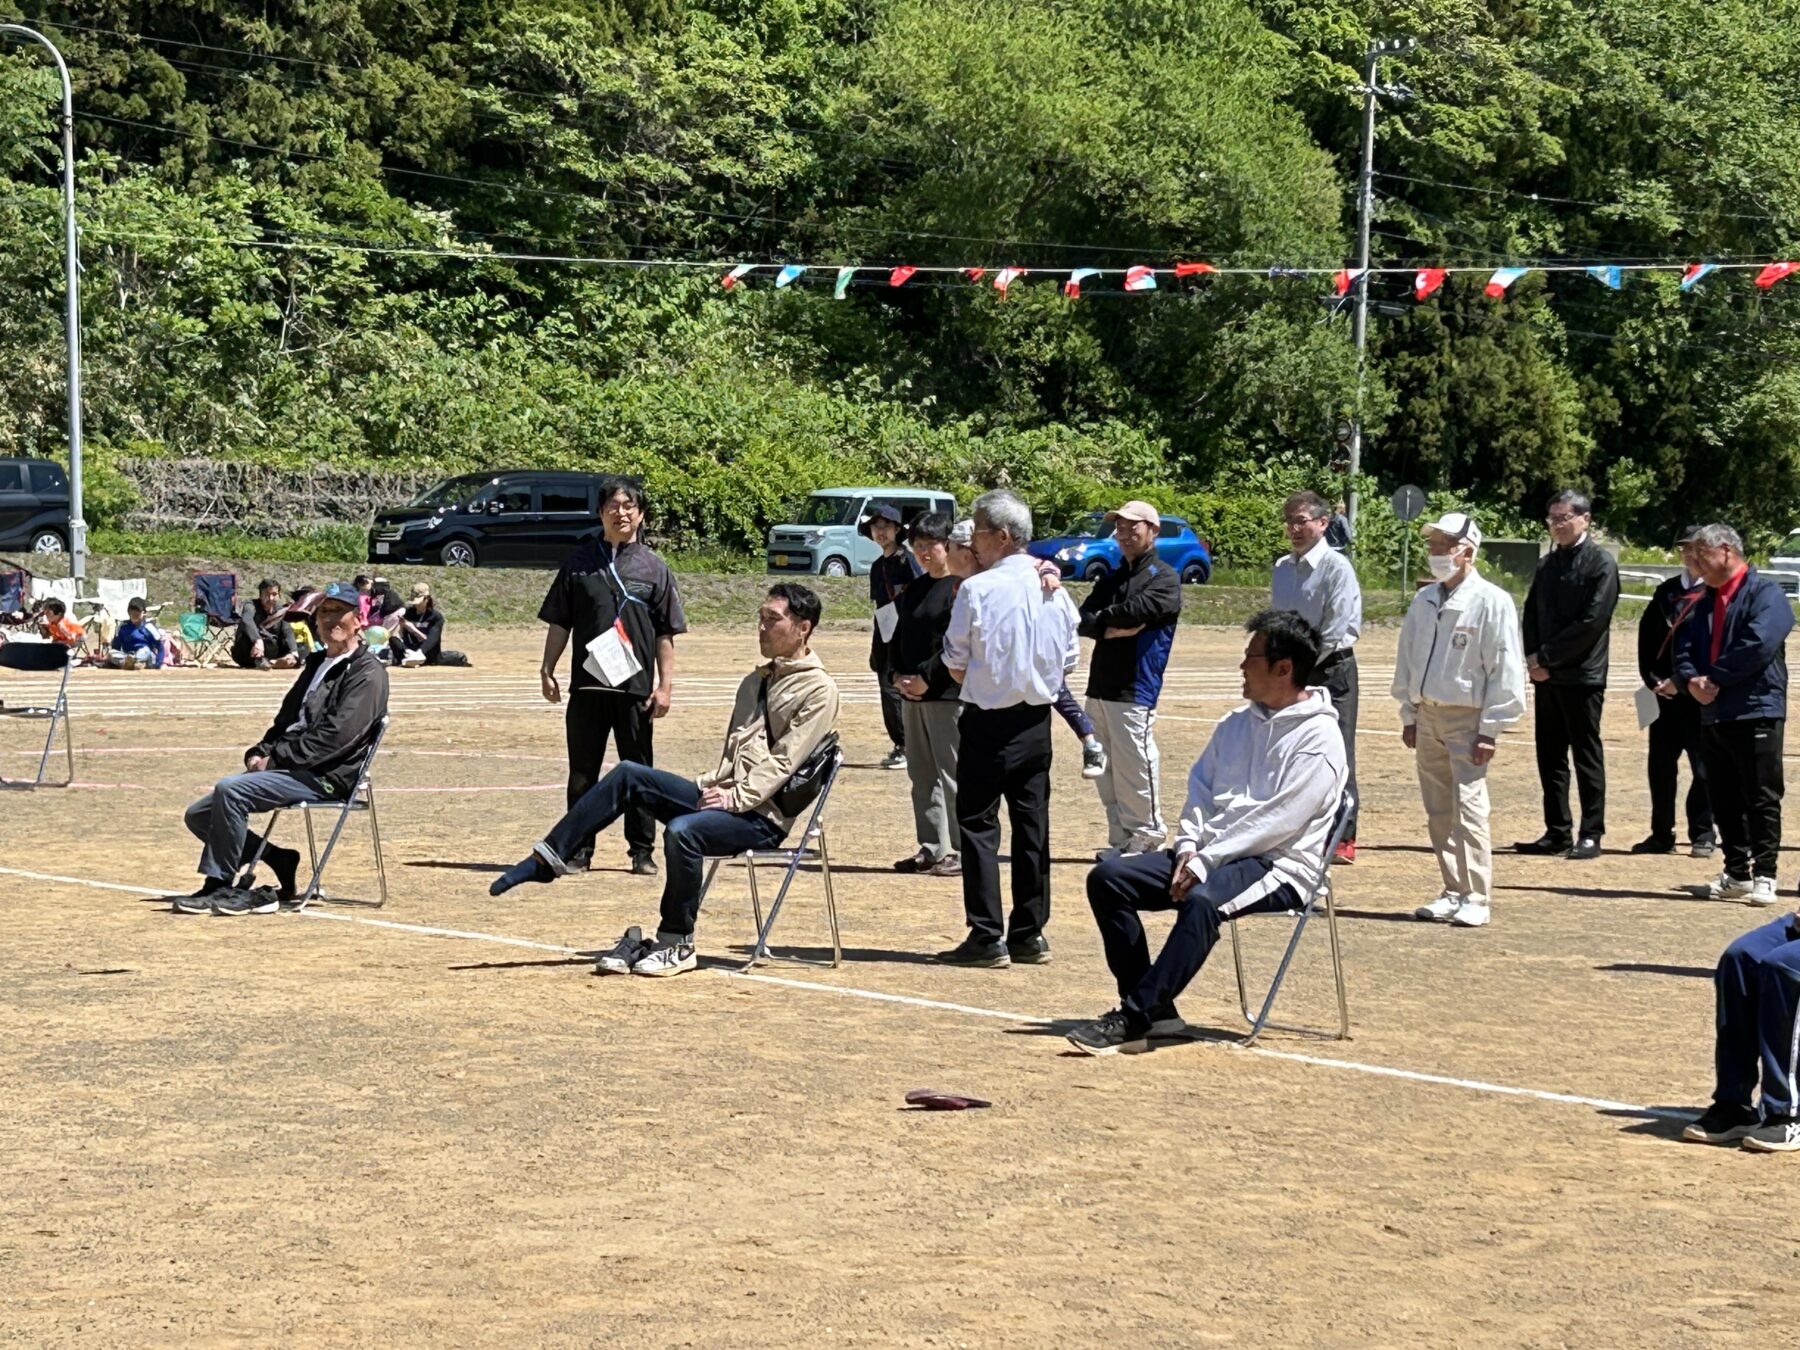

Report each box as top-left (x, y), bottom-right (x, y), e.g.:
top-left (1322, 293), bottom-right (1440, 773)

top-left (1283, 515), bottom-right (1323, 528)
top-left (1546, 512), bottom-right (1583, 526)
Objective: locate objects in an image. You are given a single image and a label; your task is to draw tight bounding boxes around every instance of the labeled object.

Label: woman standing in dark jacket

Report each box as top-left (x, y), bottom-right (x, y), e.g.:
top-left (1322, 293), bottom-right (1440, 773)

top-left (888, 512), bottom-right (963, 876)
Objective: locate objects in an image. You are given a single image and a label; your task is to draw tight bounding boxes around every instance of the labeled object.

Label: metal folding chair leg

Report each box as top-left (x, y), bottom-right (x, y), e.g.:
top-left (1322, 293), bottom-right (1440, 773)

top-left (740, 826), bottom-right (840, 972)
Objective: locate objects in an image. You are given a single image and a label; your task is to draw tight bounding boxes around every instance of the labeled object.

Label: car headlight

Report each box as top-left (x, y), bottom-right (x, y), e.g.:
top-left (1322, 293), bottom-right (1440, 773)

top-left (1055, 546), bottom-right (1079, 562)
top-left (800, 530), bottom-right (825, 545)
top-left (423, 516), bottom-right (442, 531)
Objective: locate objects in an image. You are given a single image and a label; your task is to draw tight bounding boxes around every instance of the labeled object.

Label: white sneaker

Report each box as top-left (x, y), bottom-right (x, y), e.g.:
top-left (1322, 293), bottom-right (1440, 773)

top-left (1414, 894), bottom-right (1460, 922)
top-left (1080, 739), bottom-right (1108, 779)
top-left (632, 941), bottom-right (697, 977)
top-left (1749, 876), bottom-right (1780, 907)
top-left (1121, 831), bottom-right (1166, 857)
top-left (1450, 899), bottom-right (1491, 928)
top-left (1699, 871), bottom-right (1754, 900)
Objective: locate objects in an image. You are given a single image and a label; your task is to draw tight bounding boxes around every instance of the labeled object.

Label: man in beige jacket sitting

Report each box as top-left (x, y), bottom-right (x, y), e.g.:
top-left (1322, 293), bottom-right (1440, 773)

top-left (490, 583), bottom-right (840, 977)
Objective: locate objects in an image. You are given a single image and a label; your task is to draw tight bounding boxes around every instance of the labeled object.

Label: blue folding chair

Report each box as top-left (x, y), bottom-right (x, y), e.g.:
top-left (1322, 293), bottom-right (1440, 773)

top-left (186, 573), bottom-right (238, 665)
top-left (0, 639), bottom-right (75, 787)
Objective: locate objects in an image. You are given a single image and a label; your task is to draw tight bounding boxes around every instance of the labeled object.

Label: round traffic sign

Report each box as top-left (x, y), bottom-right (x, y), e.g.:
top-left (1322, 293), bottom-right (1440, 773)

top-left (1390, 484), bottom-right (1427, 522)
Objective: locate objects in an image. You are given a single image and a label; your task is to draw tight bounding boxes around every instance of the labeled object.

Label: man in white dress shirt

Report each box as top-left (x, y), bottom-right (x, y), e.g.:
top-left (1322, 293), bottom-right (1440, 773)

top-left (1271, 490), bottom-right (1363, 862)
top-left (938, 489), bottom-right (1081, 968)
top-left (1390, 513), bottom-right (1527, 928)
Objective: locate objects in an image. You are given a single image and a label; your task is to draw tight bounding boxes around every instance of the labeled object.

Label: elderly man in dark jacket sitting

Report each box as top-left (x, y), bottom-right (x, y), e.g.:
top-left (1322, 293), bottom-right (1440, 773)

top-left (173, 581), bottom-right (390, 915)
top-left (1674, 523), bottom-right (1793, 906)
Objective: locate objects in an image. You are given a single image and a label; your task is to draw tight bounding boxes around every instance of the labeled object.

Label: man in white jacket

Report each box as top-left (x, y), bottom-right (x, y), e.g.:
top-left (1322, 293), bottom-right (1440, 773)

top-left (1066, 610), bottom-right (1347, 1054)
top-left (1391, 513), bottom-right (1527, 928)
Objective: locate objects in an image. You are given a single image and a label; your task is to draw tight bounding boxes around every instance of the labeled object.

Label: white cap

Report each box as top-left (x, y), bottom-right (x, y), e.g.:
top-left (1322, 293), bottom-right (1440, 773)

top-left (947, 520), bottom-right (974, 547)
top-left (1422, 511), bottom-right (1481, 549)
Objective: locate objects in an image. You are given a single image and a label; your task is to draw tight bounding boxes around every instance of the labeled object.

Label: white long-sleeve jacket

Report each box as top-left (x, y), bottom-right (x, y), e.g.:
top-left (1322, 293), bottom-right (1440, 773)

top-left (1173, 688), bottom-right (1348, 903)
top-left (1389, 570), bottom-right (1528, 737)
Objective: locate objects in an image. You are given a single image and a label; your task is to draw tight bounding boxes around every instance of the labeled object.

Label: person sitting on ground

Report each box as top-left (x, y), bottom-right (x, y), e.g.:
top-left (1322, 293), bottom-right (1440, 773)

top-left (390, 582), bottom-right (456, 667)
top-left (1065, 609), bottom-right (1347, 1054)
top-left (38, 597), bottom-right (84, 648)
top-left (108, 597), bottom-right (171, 668)
top-left (233, 578), bottom-right (300, 670)
top-left (172, 582), bottom-right (390, 915)
top-left (369, 575), bottom-right (405, 631)
top-left (490, 583), bottom-right (841, 979)
top-left (1682, 905), bottom-right (1800, 1152)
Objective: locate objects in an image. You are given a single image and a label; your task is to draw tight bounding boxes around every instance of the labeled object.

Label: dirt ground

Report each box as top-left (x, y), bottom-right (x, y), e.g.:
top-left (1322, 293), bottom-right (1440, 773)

top-left (4, 621), bottom-right (1798, 1346)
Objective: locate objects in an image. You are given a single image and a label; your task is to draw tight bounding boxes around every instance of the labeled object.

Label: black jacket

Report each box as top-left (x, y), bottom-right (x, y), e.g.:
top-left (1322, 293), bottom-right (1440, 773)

top-left (1077, 551), bottom-right (1182, 706)
top-left (1673, 566), bottom-right (1794, 725)
top-left (868, 547), bottom-right (923, 671)
top-left (1637, 573), bottom-right (1704, 686)
top-left (886, 573), bottom-right (961, 701)
top-left (251, 644), bottom-right (390, 796)
top-left (1522, 536), bottom-right (1619, 686)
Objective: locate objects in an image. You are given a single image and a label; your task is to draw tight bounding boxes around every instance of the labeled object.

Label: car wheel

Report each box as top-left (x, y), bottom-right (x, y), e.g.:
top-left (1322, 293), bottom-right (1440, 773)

top-left (821, 556), bottom-right (851, 578)
top-left (1082, 560), bottom-right (1108, 582)
top-left (29, 529), bottom-right (66, 555)
top-left (1181, 561), bottom-right (1210, 585)
top-left (440, 540), bottom-right (478, 568)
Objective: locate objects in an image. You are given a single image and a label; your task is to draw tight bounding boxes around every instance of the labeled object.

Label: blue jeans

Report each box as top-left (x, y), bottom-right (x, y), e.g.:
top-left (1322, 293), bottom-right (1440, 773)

top-left (1086, 849), bottom-right (1298, 1027)
top-left (184, 770), bottom-right (329, 880)
top-left (1714, 916), bottom-right (1800, 1117)
top-left (542, 762), bottom-right (785, 939)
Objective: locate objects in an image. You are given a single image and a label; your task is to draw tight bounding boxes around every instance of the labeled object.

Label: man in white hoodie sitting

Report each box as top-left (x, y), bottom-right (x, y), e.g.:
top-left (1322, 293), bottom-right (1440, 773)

top-left (1067, 609), bottom-right (1347, 1055)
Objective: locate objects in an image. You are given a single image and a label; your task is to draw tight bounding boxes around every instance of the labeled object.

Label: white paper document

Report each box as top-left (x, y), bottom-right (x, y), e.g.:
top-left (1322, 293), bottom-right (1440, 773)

top-left (583, 620), bottom-right (644, 688)
top-left (1633, 684), bottom-right (1662, 730)
top-left (874, 602), bottom-right (900, 643)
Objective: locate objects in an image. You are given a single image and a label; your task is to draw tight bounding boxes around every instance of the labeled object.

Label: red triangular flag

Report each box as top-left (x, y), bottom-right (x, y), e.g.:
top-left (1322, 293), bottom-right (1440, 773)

top-left (1174, 262), bottom-right (1217, 277)
top-left (1414, 268), bottom-right (1447, 301)
top-left (1334, 268), bottom-right (1366, 296)
top-left (1755, 262), bottom-right (1799, 289)
top-left (888, 265), bottom-right (917, 287)
top-left (963, 268), bottom-right (986, 282)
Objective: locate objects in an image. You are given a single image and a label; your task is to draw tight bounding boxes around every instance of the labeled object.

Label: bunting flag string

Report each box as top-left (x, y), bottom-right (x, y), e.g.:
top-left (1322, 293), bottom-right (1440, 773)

top-left (1680, 263), bottom-right (1716, 291)
top-left (1063, 268), bottom-right (1100, 298)
top-left (720, 263), bottom-right (755, 289)
top-left (1484, 267), bottom-right (1529, 297)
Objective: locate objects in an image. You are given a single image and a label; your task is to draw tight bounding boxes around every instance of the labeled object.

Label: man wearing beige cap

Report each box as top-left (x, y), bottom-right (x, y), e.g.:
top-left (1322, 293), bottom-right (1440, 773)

top-left (1390, 512), bottom-right (1526, 928)
top-left (1077, 501), bottom-right (1182, 856)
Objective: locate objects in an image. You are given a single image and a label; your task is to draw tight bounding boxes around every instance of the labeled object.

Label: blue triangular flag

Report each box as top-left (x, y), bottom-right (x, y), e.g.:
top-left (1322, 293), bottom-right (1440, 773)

top-left (1586, 266), bottom-right (1622, 290)
top-left (774, 265), bottom-right (805, 289)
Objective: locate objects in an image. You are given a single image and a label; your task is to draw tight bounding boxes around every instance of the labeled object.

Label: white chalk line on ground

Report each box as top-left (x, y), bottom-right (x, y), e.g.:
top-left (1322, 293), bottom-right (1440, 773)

top-left (0, 864), bottom-right (1690, 1125)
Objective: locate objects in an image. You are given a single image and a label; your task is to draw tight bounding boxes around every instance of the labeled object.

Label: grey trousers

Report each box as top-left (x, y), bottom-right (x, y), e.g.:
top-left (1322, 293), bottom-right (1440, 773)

top-left (901, 698), bottom-right (961, 859)
top-left (1087, 698), bottom-right (1166, 849)
top-left (185, 769), bottom-right (329, 880)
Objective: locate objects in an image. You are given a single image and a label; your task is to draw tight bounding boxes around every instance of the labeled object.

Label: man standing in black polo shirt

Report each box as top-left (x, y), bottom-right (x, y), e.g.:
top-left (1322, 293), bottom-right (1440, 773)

top-left (539, 478), bottom-right (686, 875)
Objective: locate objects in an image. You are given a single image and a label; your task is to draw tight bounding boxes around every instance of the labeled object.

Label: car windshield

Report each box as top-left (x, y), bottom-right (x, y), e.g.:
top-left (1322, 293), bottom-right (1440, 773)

top-left (796, 495), bottom-right (862, 527)
top-left (1064, 512), bottom-right (1108, 540)
top-left (407, 475), bottom-right (491, 509)
top-left (1775, 531), bottom-right (1800, 558)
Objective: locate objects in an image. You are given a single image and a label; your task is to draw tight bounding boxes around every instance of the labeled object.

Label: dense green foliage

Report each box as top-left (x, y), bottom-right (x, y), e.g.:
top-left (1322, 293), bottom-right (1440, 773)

top-left (3, 1), bottom-right (1799, 557)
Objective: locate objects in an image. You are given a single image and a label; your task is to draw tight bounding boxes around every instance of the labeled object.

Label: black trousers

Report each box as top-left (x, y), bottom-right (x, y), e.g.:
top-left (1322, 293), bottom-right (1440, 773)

top-left (1534, 683), bottom-right (1607, 840)
top-left (1316, 652), bottom-right (1359, 838)
top-left (1701, 718), bottom-right (1786, 880)
top-left (876, 655), bottom-right (906, 751)
top-left (1647, 691), bottom-right (1713, 844)
top-left (566, 691), bottom-right (655, 856)
top-left (956, 703), bottom-right (1052, 944)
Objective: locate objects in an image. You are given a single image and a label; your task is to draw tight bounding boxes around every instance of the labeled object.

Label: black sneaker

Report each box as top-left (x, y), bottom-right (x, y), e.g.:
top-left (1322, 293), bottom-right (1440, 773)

top-left (490, 854), bottom-right (554, 896)
top-left (1515, 834), bottom-right (1573, 855)
top-left (1065, 1009), bottom-right (1149, 1056)
top-left (1007, 934), bottom-right (1051, 965)
top-left (629, 850), bottom-right (659, 877)
top-left (934, 936), bottom-right (1011, 968)
top-left (210, 887), bottom-right (280, 916)
top-left (1690, 836), bottom-right (1718, 860)
top-left (1565, 837), bottom-right (1602, 861)
top-left (1681, 1102), bottom-right (1762, 1145)
top-left (595, 925), bottom-right (651, 975)
top-left (238, 843), bottom-right (302, 903)
top-left (1630, 835), bottom-right (1677, 855)
top-left (1742, 1115), bottom-right (1800, 1153)
top-left (170, 877), bottom-right (228, 914)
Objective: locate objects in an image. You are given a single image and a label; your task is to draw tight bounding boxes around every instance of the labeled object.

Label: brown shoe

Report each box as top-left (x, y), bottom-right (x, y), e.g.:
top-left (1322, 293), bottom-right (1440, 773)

top-left (925, 852), bottom-right (962, 877)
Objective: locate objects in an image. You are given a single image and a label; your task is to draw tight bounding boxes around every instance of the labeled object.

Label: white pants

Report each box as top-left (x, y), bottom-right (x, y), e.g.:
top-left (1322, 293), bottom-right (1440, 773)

top-left (1087, 698), bottom-right (1165, 849)
top-left (1414, 703), bottom-right (1494, 905)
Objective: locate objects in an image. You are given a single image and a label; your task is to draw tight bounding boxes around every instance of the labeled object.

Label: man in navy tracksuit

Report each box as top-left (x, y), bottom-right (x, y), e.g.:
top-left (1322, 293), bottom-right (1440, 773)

top-left (1672, 523), bottom-right (1791, 905)
top-left (1077, 501), bottom-right (1181, 855)
top-left (1632, 525), bottom-right (1714, 857)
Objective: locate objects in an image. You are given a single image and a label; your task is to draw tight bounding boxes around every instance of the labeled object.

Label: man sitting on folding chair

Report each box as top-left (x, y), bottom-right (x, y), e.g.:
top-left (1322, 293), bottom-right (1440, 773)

top-left (490, 583), bottom-right (840, 978)
top-left (1066, 609), bottom-right (1347, 1055)
top-left (172, 582), bottom-right (389, 915)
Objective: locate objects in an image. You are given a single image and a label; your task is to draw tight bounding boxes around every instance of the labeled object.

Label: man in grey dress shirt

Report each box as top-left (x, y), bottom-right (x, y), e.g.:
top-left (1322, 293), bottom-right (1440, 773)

top-left (1271, 490), bottom-right (1363, 860)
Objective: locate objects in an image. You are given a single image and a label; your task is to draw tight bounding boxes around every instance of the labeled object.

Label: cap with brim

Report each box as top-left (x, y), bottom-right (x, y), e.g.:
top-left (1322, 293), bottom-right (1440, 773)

top-left (1675, 523), bottom-right (1703, 545)
top-left (318, 581), bottom-right (361, 609)
top-left (1103, 499), bottom-right (1161, 527)
top-left (947, 520), bottom-right (974, 547)
top-left (1421, 512), bottom-right (1481, 549)
top-left (857, 504), bottom-right (905, 539)
top-left (410, 581), bottom-right (432, 599)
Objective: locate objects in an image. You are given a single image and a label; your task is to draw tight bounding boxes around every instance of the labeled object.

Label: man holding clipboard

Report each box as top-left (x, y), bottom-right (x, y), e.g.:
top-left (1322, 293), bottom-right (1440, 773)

top-left (538, 478), bottom-right (686, 875)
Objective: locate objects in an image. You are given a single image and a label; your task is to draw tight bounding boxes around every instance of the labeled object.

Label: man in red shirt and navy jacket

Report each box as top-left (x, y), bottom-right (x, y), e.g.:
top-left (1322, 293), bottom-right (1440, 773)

top-left (1673, 522), bottom-right (1793, 905)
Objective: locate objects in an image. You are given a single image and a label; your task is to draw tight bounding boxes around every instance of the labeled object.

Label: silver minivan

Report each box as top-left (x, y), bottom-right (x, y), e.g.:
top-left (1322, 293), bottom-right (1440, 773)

top-left (766, 487), bottom-right (958, 577)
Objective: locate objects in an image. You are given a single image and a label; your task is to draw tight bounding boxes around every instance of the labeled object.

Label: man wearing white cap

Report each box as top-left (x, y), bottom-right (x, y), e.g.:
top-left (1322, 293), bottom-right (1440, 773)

top-left (1390, 513), bottom-right (1527, 927)
top-left (1077, 500), bottom-right (1182, 856)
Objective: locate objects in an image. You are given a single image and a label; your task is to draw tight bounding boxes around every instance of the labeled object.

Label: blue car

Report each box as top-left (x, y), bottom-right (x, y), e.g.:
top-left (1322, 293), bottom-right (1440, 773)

top-left (1028, 512), bottom-right (1213, 584)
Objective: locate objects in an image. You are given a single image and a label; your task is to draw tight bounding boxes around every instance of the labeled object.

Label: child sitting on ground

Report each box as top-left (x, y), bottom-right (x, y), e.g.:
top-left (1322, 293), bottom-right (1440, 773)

top-left (108, 597), bottom-right (171, 668)
top-left (38, 598), bottom-right (84, 648)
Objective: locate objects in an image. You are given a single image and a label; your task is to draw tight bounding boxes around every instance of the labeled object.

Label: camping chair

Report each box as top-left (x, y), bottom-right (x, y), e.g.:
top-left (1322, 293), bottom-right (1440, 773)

top-left (241, 717), bottom-right (391, 909)
top-left (0, 639), bottom-right (75, 787)
top-left (1226, 792), bottom-right (1354, 1046)
top-left (0, 567), bottom-right (29, 632)
top-left (183, 573), bottom-right (238, 665)
top-left (695, 743), bottom-right (845, 972)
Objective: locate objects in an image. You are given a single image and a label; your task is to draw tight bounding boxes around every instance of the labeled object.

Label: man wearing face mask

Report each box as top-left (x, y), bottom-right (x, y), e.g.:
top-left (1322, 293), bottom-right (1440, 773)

top-left (1391, 514), bottom-right (1527, 928)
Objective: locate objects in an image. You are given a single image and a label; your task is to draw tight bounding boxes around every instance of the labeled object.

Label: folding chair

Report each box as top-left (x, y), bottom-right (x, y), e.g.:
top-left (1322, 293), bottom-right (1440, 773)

top-left (0, 639), bottom-right (75, 787)
top-left (0, 566), bottom-right (28, 615)
top-left (186, 573), bottom-right (239, 666)
top-left (1227, 793), bottom-right (1353, 1045)
top-left (241, 717), bottom-right (391, 909)
top-left (696, 744), bottom-right (845, 972)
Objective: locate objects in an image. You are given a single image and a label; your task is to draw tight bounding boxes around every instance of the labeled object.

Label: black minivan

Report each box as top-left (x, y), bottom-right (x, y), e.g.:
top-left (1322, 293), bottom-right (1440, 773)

top-left (368, 471), bottom-right (610, 568)
top-left (0, 456), bottom-right (72, 555)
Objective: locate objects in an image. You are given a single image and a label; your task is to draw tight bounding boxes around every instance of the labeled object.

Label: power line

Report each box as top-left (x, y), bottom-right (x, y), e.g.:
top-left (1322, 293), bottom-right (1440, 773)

top-left (1375, 170), bottom-right (1798, 227)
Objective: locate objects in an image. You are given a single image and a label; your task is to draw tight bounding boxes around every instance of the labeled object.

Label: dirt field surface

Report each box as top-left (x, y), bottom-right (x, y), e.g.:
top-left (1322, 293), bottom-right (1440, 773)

top-left (5, 622), bottom-right (1798, 1346)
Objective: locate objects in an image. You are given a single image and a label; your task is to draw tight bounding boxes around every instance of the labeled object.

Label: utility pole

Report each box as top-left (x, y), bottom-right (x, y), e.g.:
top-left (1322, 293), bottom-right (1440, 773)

top-left (1, 24), bottom-right (87, 582)
top-left (1346, 35), bottom-right (1415, 546)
